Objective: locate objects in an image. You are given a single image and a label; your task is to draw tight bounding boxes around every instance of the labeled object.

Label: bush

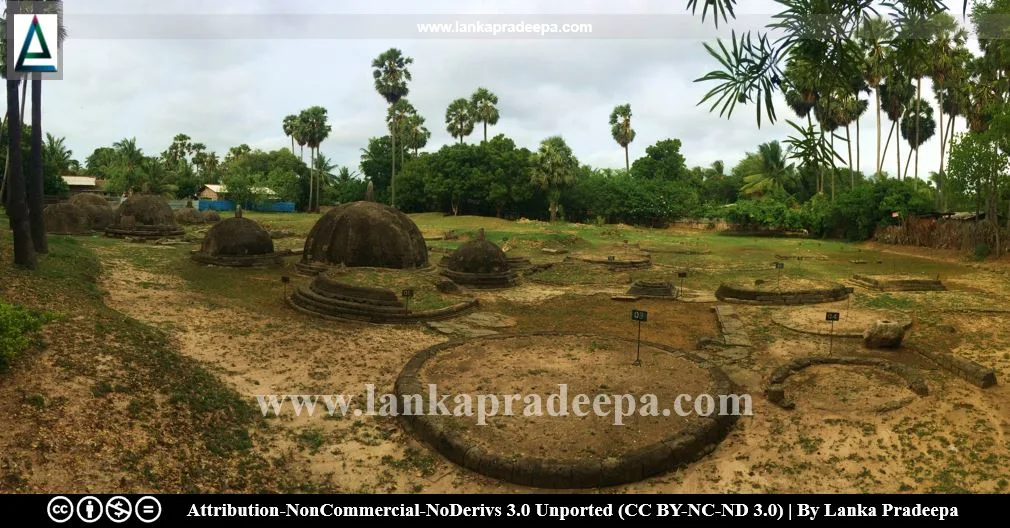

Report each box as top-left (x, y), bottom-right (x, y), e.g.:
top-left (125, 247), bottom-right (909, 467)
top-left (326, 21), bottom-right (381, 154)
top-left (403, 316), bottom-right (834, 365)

top-left (974, 243), bottom-right (991, 260)
top-left (0, 302), bottom-right (50, 369)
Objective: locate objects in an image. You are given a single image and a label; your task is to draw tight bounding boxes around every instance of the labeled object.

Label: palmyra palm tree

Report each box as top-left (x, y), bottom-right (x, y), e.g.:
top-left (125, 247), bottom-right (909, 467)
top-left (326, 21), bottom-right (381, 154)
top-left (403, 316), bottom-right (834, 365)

top-left (371, 48), bottom-right (413, 207)
top-left (928, 14), bottom-right (969, 209)
top-left (900, 100), bottom-right (936, 180)
top-left (608, 104), bottom-right (635, 172)
top-left (878, 74), bottom-right (915, 179)
top-left (445, 98), bottom-right (475, 144)
top-left (282, 114), bottom-right (298, 153)
top-left (300, 106), bottom-right (331, 212)
top-left (387, 99), bottom-right (417, 167)
top-left (857, 16), bottom-right (894, 178)
top-left (470, 87), bottom-right (500, 142)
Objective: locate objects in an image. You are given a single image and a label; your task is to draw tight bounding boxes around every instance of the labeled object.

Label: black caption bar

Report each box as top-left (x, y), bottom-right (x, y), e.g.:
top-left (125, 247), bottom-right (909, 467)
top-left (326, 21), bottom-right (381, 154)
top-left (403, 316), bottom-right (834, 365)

top-left (20, 494), bottom-right (989, 526)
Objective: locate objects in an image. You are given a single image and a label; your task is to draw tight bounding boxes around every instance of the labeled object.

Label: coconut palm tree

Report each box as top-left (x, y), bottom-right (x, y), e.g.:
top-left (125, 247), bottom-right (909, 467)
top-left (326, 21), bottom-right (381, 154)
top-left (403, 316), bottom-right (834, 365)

top-left (608, 104), bottom-right (635, 172)
top-left (371, 48), bottom-right (413, 207)
top-left (532, 136), bottom-right (579, 223)
top-left (740, 141), bottom-right (796, 197)
top-left (470, 87), bottom-right (499, 142)
top-left (857, 16), bottom-right (894, 178)
top-left (282, 114), bottom-right (298, 153)
top-left (445, 98), bottom-right (475, 144)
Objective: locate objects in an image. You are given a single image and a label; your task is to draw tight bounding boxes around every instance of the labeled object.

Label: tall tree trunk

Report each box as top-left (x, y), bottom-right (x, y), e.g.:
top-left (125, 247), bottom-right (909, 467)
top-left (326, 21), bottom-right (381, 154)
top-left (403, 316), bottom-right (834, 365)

top-left (308, 148), bottom-right (314, 213)
top-left (903, 145), bottom-right (914, 180)
top-left (914, 78), bottom-right (922, 180)
top-left (6, 79), bottom-right (37, 269)
top-left (483, 121), bottom-right (487, 142)
top-left (391, 122), bottom-right (397, 208)
top-left (845, 124), bottom-right (853, 187)
top-left (855, 112), bottom-right (861, 178)
top-left (624, 145), bottom-right (629, 173)
top-left (830, 133), bottom-right (836, 201)
top-left (28, 78), bottom-right (46, 254)
top-left (875, 88), bottom-right (882, 177)
top-left (880, 121), bottom-right (896, 176)
top-left (290, 137), bottom-right (294, 154)
top-left (896, 127), bottom-right (902, 181)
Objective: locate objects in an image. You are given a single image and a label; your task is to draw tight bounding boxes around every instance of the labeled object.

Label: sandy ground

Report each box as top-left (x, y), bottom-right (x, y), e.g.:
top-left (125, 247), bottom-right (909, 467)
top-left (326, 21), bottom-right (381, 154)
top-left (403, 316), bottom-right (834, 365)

top-left (90, 244), bottom-right (1010, 494)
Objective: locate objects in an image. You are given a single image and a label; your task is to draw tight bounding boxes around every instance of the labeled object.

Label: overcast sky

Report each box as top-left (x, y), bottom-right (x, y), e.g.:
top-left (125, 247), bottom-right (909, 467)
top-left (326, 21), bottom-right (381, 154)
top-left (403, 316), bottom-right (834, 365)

top-left (30, 0), bottom-right (976, 179)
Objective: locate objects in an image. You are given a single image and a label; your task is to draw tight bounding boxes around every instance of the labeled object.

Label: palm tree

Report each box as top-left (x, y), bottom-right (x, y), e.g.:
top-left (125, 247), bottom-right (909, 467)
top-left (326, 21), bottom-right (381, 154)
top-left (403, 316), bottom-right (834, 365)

top-left (878, 75), bottom-right (915, 179)
top-left (900, 100), bottom-right (936, 180)
top-left (400, 112), bottom-right (430, 156)
top-left (740, 141), bottom-right (795, 197)
top-left (386, 99), bottom-right (416, 168)
top-left (608, 104), bottom-right (635, 172)
top-left (857, 16), bottom-right (894, 178)
top-left (532, 136), bottom-right (579, 222)
top-left (928, 13), bottom-right (968, 204)
top-left (292, 117), bottom-right (307, 163)
top-left (893, 12), bottom-right (934, 181)
top-left (445, 98), bottom-right (475, 144)
top-left (43, 132), bottom-right (72, 171)
top-left (282, 114), bottom-right (298, 153)
top-left (371, 48), bottom-right (413, 207)
top-left (300, 106), bottom-right (331, 212)
top-left (113, 137), bottom-right (144, 192)
top-left (470, 87), bottom-right (500, 142)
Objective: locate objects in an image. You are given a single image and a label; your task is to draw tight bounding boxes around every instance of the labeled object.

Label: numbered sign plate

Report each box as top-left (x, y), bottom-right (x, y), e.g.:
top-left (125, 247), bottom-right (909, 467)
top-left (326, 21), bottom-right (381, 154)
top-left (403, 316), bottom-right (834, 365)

top-left (825, 311), bottom-right (840, 322)
top-left (677, 271), bottom-right (688, 278)
top-left (774, 262), bottom-right (785, 269)
top-left (402, 288), bottom-right (415, 298)
top-left (608, 255), bottom-right (615, 262)
top-left (631, 309), bottom-right (648, 322)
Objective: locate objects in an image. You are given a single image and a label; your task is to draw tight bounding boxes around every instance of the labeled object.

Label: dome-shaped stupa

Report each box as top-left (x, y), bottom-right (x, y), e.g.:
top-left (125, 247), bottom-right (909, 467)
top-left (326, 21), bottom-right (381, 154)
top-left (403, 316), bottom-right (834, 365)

top-left (105, 194), bottom-right (184, 238)
top-left (69, 193), bottom-right (113, 230)
top-left (43, 203), bottom-right (91, 235)
top-left (297, 201), bottom-right (428, 275)
top-left (191, 217), bottom-right (281, 267)
top-left (440, 229), bottom-right (518, 288)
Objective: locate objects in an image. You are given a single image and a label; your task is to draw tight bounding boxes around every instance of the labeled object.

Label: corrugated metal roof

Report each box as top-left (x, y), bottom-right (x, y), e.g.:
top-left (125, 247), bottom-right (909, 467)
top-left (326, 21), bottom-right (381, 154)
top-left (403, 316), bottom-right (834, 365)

top-left (201, 184), bottom-right (276, 196)
top-left (62, 176), bottom-right (96, 187)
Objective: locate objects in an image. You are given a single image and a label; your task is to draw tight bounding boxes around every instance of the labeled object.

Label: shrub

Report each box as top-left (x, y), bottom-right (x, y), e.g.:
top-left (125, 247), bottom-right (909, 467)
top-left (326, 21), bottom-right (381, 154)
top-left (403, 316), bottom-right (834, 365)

top-left (0, 302), bottom-right (49, 370)
top-left (974, 243), bottom-right (991, 260)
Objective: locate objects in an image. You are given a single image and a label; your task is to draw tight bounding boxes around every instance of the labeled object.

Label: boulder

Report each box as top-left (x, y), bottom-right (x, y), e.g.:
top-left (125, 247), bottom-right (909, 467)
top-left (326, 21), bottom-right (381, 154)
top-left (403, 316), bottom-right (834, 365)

top-left (863, 319), bottom-right (911, 349)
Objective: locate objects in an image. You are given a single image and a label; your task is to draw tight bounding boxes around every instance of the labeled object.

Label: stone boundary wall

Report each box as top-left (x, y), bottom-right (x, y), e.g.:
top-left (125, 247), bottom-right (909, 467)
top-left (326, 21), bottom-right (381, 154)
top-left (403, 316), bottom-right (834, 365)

top-left (764, 356), bottom-right (929, 409)
top-left (395, 332), bottom-right (739, 489)
top-left (190, 252), bottom-right (283, 268)
top-left (917, 348), bottom-right (997, 388)
top-left (715, 282), bottom-right (849, 305)
top-left (105, 225), bottom-right (185, 239)
top-left (851, 274), bottom-right (946, 292)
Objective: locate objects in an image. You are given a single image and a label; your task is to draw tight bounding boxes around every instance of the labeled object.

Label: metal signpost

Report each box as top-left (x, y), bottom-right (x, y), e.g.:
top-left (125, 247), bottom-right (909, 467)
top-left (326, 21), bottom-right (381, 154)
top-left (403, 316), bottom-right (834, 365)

top-left (826, 311), bottom-right (840, 355)
top-left (678, 271), bottom-right (687, 299)
top-left (631, 309), bottom-right (648, 366)
top-left (402, 288), bottom-right (414, 314)
top-left (775, 262), bottom-right (784, 289)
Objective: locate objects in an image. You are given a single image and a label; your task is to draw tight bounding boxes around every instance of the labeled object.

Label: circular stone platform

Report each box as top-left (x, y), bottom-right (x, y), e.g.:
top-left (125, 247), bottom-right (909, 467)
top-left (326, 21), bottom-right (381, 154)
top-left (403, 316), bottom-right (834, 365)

top-left (851, 274), bottom-right (945, 291)
top-left (289, 268), bottom-right (477, 323)
top-left (190, 217), bottom-right (282, 267)
top-left (772, 307), bottom-right (912, 337)
top-left (764, 356), bottom-right (928, 410)
top-left (105, 194), bottom-right (184, 238)
top-left (395, 333), bottom-right (738, 488)
top-left (297, 201), bottom-right (429, 275)
top-left (715, 278), bottom-right (849, 305)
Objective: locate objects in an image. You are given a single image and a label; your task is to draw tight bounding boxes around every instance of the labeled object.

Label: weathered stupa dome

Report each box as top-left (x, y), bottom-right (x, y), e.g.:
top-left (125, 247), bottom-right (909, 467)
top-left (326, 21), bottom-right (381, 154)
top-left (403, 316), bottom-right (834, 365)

top-left (191, 217), bottom-right (280, 267)
top-left (43, 203), bottom-right (91, 235)
top-left (69, 193), bottom-right (113, 230)
top-left (105, 194), bottom-right (184, 238)
top-left (297, 201), bottom-right (428, 274)
top-left (440, 229), bottom-right (518, 288)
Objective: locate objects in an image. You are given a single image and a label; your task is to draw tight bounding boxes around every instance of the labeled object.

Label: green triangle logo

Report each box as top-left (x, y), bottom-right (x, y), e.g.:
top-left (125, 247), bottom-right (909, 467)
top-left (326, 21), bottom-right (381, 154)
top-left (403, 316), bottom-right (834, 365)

top-left (16, 15), bottom-right (56, 73)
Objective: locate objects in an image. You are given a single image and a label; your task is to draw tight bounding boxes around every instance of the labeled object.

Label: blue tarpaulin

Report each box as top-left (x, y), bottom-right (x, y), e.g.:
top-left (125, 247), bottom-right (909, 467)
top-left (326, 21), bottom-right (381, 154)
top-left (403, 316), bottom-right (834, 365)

top-left (198, 199), bottom-right (295, 212)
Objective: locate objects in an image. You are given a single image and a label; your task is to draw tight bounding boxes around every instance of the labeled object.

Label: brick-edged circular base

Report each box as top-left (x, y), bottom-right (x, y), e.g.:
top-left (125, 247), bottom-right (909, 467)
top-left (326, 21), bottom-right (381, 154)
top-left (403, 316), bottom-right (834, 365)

top-left (439, 268), bottom-right (518, 289)
top-left (105, 225), bottom-right (185, 239)
top-left (289, 273), bottom-right (478, 324)
top-left (627, 280), bottom-right (676, 298)
top-left (296, 260), bottom-right (434, 277)
top-left (851, 274), bottom-right (946, 291)
top-left (190, 251), bottom-right (283, 268)
top-left (715, 279), bottom-right (849, 305)
top-left (771, 307), bottom-right (912, 337)
top-left (506, 256), bottom-right (533, 270)
top-left (764, 356), bottom-right (928, 410)
top-left (395, 332), bottom-right (739, 489)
